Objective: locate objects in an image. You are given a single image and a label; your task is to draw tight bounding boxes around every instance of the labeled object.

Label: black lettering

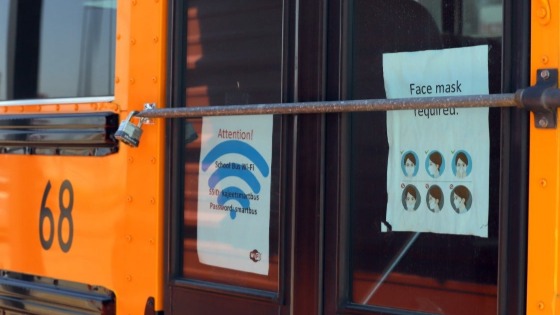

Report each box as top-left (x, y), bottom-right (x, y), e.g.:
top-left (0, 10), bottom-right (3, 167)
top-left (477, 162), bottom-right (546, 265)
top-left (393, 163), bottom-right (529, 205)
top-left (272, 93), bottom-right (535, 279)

top-left (39, 180), bottom-right (74, 253)
top-left (39, 181), bottom-right (54, 250)
top-left (434, 81), bottom-right (463, 94)
top-left (410, 83), bottom-right (432, 95)
top-left (412, 106), bottom-right (461, 119)
top-left (58, 180), bottom-right (74, 253)
top-left (414, 109), bottom-right (426, 118)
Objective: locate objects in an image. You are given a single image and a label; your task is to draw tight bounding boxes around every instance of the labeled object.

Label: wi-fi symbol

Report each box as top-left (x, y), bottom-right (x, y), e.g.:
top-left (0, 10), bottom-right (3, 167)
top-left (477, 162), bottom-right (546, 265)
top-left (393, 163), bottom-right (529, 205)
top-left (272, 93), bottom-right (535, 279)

top-left (201, 140), bottom-right (270, 220)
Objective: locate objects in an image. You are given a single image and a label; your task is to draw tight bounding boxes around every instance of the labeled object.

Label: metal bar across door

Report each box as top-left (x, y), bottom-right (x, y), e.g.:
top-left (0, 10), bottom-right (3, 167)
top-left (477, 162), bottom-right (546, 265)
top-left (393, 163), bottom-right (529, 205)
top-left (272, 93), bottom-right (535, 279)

top-left (136, 93), bottom-right (519, 118)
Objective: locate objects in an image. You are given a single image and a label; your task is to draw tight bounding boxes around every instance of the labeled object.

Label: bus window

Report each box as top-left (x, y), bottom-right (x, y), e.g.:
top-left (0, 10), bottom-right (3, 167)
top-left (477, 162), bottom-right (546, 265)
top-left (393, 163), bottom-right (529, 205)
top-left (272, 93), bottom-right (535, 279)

top-left (344, 0), bottom-right (502, 313)
top-left (418, 0), bottom-right (502, 38)
top-left (0, 1), bottom-right (10, 101)
top-left (180, 0), bottom-right (283, 293)
top-left (0, 0), bottom-right (116, 101)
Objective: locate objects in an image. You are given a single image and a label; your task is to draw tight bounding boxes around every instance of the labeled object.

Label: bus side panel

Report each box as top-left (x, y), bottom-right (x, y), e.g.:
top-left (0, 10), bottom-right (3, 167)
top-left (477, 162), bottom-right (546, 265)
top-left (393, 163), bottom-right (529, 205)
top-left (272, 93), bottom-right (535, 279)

top-left (0, 154), bottom-right (126, 277)
top-left (527, 0), bottom-right (560, 314)
top-left (0, 0), bottom-right (168, 313)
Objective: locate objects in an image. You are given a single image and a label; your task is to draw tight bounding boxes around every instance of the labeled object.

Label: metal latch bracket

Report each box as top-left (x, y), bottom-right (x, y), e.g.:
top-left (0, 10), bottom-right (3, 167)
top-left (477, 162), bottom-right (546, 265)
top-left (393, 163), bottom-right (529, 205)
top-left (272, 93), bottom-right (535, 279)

top-left (518, 69), bottom-right (559, 129)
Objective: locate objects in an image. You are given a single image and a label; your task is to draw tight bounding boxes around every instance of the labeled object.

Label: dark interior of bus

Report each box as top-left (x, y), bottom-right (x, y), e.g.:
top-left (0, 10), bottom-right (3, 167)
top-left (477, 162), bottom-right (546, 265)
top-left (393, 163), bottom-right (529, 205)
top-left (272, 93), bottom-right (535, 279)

top-left (348, 0), bottom-right (502, 312)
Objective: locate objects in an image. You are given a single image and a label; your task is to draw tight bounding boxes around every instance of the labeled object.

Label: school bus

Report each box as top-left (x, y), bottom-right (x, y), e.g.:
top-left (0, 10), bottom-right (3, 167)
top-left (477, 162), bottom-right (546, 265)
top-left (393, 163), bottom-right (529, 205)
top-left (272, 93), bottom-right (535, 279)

top-left (0, 0), bottom-right (559, 314)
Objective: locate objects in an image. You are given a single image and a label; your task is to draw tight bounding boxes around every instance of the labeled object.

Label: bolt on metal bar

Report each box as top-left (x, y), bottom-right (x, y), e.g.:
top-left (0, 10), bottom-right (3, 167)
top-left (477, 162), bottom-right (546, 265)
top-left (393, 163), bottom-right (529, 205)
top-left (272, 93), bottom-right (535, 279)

top-left (136, 93), bottom-right (521, 119)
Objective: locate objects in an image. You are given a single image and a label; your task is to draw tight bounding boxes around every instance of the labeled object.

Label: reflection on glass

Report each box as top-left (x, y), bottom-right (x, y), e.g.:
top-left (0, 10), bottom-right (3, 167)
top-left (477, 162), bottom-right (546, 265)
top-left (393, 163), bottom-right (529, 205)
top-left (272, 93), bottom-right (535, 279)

top-left (346, 0), bottom-right (502, 314)
top-left (182, 0), bottom-right (283, 292)
top-left (0, 0), bottom-right (115, 101)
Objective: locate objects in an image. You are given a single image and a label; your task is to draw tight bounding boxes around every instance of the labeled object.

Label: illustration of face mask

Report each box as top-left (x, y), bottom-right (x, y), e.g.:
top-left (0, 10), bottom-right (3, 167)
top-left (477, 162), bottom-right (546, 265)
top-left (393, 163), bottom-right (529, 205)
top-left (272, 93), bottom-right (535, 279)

top-left (406, 192), bottom-right (416, 210)
top-left (405, 158), bottom-right (415, 177)
top-left (456, 158), bottom-right (467, 177)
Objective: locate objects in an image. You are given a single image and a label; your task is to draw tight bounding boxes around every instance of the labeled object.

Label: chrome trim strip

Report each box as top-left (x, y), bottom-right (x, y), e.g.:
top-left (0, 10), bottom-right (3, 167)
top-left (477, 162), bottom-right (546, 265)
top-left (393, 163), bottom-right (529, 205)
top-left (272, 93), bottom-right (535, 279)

top-left (0, 112), bottom-right (120, 156)
top-left (0, 270), bottom-right (115, 314)
top-left (0, 96), bottom-right (114, 107)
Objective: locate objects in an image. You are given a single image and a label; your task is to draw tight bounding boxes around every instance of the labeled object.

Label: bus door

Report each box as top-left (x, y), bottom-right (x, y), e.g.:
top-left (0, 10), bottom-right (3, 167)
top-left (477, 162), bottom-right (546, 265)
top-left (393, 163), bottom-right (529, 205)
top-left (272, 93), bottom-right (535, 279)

top-left (325, 0), bottom-right (527, 314)
top-left (163, 0), bottom-right (529, 314)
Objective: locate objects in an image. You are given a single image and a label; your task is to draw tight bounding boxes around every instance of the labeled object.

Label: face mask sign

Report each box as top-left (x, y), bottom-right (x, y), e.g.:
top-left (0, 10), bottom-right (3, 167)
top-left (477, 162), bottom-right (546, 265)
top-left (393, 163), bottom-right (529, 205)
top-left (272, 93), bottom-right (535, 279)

top-left (383, 45), bottom-right (489, 238)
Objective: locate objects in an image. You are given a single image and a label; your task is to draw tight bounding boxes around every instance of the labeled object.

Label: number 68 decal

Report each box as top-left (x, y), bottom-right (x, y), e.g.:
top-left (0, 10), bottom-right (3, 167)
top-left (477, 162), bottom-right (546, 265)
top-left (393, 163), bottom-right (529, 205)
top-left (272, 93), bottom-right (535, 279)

top-left (39, 180), bottom-right (74, 252)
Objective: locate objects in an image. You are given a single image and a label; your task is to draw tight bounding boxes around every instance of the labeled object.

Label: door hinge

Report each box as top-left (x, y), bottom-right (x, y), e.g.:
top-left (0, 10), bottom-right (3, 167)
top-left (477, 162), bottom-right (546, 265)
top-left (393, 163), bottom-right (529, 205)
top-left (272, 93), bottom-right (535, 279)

top-left (516, 68), bottom-right (559, 129)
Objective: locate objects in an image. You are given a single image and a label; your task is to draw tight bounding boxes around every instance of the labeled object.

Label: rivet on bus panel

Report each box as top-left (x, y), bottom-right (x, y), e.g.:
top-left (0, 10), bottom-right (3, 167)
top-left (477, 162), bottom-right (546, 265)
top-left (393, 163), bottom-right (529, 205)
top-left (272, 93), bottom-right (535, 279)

top-left (152, 76), bottom-right (158, 83)
top-left (538, 7), bottom-right (547, 18)
top-left (126, 235), bottom-right (133, 242)
top-left (128, 156), bottom-right (134, 164)
top-left (153, 36), bottom-right (159, 43)
top-left (151, 157), bottom-right (157, 164)
top-left (126, 275), bottom-right (132, 282)
top-left (150, 198), bottom-right (155, 205)
top-left (538, 301), bottom-right (545, 310)
top-left (542, 55), bottom-right (549, 64)
top-left (130, 78), bottom-right (135, 85)
top-left (540, 178), bottom-right (547, 187)
top-left (132, 0), bottom-right (137, 5)
top-left (115, 77), bottom-right (120, 84)
top-left (127, 196), bottom-right (133, 203)
top-left (130, 38), bottom-right (136, 45)
top-left (538, 117), bottom-right (548, 128)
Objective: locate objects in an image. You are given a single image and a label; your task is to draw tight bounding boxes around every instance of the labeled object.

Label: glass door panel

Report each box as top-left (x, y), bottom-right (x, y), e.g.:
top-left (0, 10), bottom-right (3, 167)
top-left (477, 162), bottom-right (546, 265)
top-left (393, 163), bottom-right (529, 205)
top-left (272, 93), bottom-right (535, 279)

top-left (343, 0), bottom-right (503, 313)
top-left (181, 0), bottom-right (284, 293)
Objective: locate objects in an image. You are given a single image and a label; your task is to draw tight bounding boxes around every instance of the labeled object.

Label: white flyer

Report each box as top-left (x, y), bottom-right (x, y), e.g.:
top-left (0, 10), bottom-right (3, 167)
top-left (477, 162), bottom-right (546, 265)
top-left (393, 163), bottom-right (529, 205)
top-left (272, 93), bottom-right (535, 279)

top-left (197, 115), bottom-right (273, 274)
top-left (383, 45), bottom-right (490, 237)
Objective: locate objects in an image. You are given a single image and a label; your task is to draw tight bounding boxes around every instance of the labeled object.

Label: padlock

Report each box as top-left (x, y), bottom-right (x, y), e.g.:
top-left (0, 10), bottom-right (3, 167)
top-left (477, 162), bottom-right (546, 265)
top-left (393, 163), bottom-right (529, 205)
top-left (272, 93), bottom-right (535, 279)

top-left (115, 111), bottom-right (143, 147)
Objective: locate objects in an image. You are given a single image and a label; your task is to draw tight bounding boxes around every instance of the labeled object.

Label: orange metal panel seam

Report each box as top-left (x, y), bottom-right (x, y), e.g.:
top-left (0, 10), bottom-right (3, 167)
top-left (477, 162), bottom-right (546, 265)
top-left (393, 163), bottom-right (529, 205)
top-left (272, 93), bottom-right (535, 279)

top-left (132, 0), bottom-right (168, 311)
top-left (527, 0), bottom-right (560, 314)
top-left (115, 0), bottom-right (132, 111)
top-left (118, 0), bottom-right (167, 312)
top-left (115, 0), bottom-right (165, 314)
top-left (112, 0), bottom-right (131, 312)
